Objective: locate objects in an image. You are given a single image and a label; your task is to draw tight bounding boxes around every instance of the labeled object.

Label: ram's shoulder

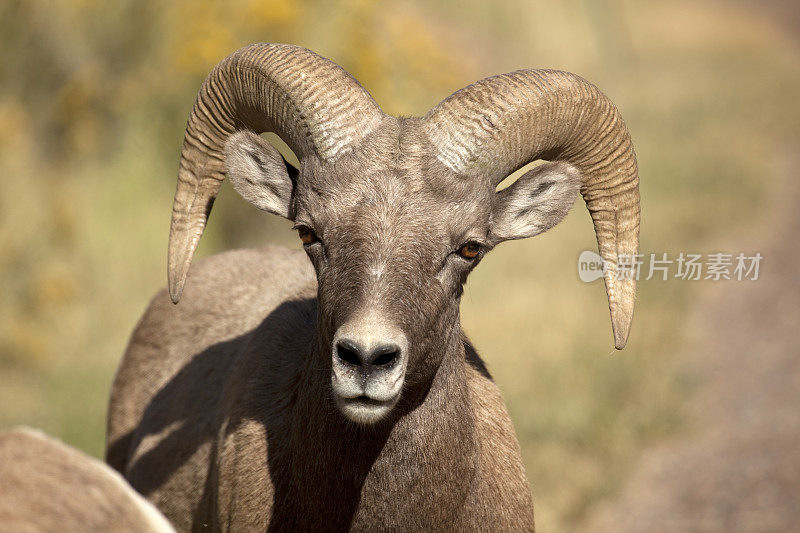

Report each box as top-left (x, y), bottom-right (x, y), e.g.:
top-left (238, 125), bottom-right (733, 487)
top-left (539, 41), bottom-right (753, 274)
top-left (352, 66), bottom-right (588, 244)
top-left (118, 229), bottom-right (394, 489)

top-left (463, 341), bottom-right (534, 525)
top-left (463, 339), bottom-right (518, 450)
top-left (184, 245), bottom-right (315, 300)
top-left (144, 245), bottom-right (314, 319)
top-left (124, 244), bottom-right (315, 380)
top-left (107, 246), bottom-right (316, 477)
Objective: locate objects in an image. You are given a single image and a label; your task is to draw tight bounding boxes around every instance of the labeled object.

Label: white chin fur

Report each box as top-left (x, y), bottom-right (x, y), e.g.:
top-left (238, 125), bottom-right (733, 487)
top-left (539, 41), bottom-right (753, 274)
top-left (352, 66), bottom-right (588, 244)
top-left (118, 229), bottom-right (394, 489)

top-left (335, 395), bottom-right (399, 424)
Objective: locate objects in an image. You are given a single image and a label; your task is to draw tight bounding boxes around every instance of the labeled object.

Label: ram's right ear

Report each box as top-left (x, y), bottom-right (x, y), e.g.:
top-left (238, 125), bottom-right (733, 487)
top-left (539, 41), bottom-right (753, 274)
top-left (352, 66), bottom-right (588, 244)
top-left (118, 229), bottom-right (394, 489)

top-left (225, 130), bottom-right (297, 220)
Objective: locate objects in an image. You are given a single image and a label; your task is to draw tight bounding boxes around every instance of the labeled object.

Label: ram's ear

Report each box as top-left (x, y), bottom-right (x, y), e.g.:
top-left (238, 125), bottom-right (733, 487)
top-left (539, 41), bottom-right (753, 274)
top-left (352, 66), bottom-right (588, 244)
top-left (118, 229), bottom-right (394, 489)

top-left (225, 130), bottom-right (297, 220)
top-left (489, 161), bottom-right (581, 243)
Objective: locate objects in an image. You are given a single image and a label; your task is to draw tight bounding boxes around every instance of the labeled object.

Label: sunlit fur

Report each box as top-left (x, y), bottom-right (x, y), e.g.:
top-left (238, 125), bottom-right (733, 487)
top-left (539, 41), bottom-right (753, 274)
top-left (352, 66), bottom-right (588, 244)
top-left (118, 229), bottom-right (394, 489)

top-left (1, 427), bottom-right (174, 532)
top-left (107, 43), bottom-right (638, 532)
top-left (106, 117), bottom-right (581, 530)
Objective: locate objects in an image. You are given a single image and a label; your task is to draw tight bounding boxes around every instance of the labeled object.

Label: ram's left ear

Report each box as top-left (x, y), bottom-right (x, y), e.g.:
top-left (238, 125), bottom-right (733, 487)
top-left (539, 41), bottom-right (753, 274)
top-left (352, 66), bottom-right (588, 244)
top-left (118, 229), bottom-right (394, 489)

top-left (489, 161), bottom-right (581, 244)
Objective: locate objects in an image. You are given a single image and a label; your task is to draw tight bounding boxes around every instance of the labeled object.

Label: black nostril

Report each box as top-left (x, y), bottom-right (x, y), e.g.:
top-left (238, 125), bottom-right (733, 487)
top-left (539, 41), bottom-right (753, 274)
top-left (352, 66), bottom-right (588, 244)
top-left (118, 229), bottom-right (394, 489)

top-left (335, 339), bottom-right (401, 368)
top-left (336, 340), bottom-right (363, 367)
top-left (371, 344), bottom-right (400, 367)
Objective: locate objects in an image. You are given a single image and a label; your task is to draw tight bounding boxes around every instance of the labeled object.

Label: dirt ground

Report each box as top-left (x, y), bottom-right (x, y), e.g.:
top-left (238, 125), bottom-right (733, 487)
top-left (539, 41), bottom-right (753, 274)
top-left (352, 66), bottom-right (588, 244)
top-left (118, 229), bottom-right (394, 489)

top-left (580, 154), bottom-right (800, 531)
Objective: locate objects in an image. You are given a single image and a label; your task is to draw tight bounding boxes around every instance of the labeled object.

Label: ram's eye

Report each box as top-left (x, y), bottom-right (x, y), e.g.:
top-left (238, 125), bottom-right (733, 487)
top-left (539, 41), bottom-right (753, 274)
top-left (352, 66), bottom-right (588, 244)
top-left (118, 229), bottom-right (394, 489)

top-left (457, 242), bottom-right (481, 259)
top-left (297, 226), bottom-right (318, 245)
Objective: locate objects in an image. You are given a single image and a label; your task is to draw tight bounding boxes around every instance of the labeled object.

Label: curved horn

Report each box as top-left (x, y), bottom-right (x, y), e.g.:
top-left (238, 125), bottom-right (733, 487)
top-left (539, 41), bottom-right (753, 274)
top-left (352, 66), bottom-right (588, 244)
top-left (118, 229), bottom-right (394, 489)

top-left (168, 43), bottom-right (384, 303)
top-left (424, 70), bottom-right (639, 349)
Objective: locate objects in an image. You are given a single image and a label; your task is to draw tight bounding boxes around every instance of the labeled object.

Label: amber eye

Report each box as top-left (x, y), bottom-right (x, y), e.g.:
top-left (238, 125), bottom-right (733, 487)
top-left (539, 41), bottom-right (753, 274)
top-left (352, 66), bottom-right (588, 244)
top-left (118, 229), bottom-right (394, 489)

top-left (458, 242), bottom-right (481, 259)
top-left (297, 226), bottom-right (318, 245)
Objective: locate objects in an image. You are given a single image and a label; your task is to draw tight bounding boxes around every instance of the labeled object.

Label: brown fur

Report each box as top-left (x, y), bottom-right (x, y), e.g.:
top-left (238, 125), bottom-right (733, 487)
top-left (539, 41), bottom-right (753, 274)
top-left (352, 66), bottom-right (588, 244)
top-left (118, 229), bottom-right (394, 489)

top-left (108, 246), bottom-right (534, 531)
top-left (0, 427), bottom-right (173, 532)
top-left (107, 102), bottom-right (586, 531)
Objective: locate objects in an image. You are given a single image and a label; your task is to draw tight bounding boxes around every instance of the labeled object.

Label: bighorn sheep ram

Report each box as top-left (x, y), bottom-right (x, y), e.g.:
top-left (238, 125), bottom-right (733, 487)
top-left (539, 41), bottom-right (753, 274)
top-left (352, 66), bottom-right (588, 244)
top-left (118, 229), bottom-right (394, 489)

top-left (0, 427), bottom-right (174, 532)
top-left (106, 43), bottom-right (639, 531)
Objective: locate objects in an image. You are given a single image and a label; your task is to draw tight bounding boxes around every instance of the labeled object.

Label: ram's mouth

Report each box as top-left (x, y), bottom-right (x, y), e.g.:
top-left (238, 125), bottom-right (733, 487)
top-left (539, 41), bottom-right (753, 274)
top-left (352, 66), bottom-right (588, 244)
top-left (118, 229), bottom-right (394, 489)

top-left (335, 392), bottom-right (400, 424)
top-left (349, 395), bottom-right (389, 406)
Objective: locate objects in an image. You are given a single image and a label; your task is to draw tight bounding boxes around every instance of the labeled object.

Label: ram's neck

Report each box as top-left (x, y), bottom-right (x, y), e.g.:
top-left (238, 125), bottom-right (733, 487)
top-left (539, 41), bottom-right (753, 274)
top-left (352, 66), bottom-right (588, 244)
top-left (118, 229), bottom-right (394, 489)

top-left (212, 309), bottom-right (480, 529)
top-left (275, 321), bottom-right (479, 529)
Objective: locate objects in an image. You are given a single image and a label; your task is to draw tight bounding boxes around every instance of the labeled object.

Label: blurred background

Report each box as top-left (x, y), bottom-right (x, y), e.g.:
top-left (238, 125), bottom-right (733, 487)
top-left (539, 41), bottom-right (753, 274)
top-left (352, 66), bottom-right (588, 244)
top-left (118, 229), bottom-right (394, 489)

top-left (1, 0), bottom-right (799, 530)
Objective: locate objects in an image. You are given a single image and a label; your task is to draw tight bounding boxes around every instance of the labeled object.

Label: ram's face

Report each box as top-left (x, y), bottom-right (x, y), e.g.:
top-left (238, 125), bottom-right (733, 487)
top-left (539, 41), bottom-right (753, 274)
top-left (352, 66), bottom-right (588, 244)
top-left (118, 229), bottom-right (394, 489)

top-left (292, 132), bottom-right (494, 424)
top-left (226, 122), bottom-right (493, 424)
top-left (224, 119), bottom-right (581, 424)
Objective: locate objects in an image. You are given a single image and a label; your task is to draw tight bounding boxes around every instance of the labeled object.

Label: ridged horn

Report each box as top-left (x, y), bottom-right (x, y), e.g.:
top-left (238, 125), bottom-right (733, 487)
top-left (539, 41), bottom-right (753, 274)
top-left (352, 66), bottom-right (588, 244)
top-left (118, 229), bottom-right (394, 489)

top-left (424, 70), bottom-right (640, 349)
top-left (168, 43), bottom-right (384, 303)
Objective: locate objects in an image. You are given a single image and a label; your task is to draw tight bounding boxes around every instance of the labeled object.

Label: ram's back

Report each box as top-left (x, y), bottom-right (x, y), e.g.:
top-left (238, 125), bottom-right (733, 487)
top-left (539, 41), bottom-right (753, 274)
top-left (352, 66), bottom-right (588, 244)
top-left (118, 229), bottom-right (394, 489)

top-left (106, 245), bottom-right (315, 528)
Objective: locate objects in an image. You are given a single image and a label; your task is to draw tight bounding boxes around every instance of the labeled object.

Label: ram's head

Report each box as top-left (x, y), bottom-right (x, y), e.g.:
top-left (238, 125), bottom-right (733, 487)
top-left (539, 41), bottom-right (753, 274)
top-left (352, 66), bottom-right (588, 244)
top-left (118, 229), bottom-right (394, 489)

top-left (167, 44), bottom-right (639, 424)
